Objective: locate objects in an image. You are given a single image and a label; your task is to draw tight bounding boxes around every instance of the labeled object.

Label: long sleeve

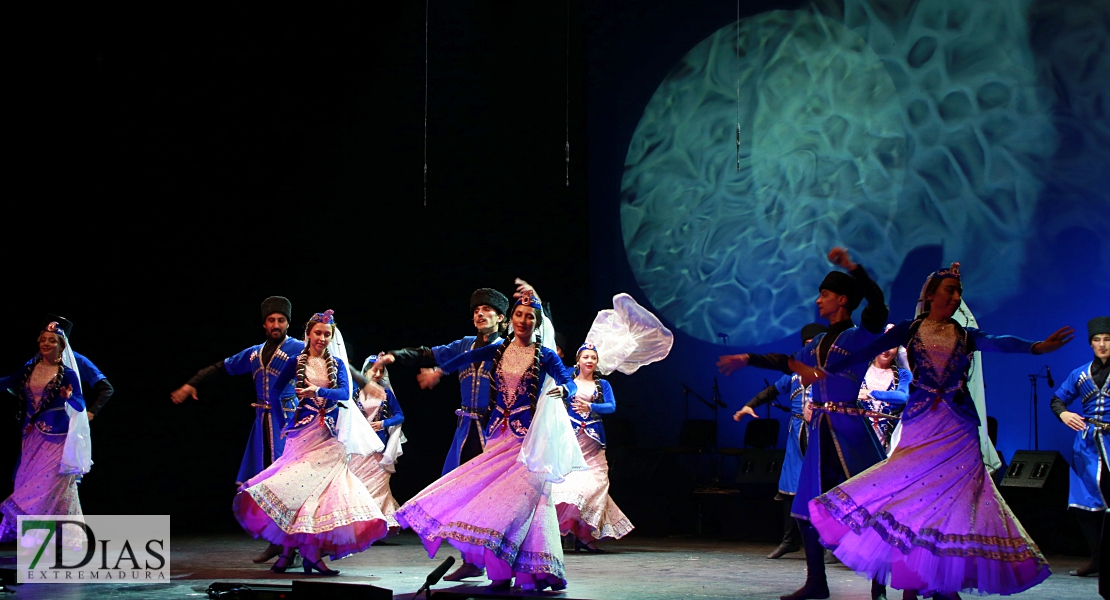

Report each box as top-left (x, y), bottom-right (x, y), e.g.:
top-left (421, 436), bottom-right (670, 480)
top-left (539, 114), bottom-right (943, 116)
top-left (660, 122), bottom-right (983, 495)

top-left (1050, 397), bottom-right (1068, 418)
top-left (868, 367), bottom-right (912, 408)
top-left (63, 369), bottom-right (86, 412)
top-left (387, 346), bottom-right (437, 367)
top-left (590, 380), bottom-right (616, 415)
top-left (381, 389), bottom-right (404, 428)
top-left (967, 329), bottom-right (1039, 354)
top-left (852, 265), bottom-right (889, 334)
top-left (747, 353), bottom-right (794, 375)
top-left (824, 320), bottom-right (915, 374)
top-left (745, 383), bottom-right (781, 409)
top-left (315, 359), bottom-right (351, 401)
top-left (541, 347), bottom-right (578, 398)
top-left (186, 359), bottom-right (228, 388)
top-left (86, 379), bottom-right (114, 415)
top-left (439, 343), bottom-right (501, 374)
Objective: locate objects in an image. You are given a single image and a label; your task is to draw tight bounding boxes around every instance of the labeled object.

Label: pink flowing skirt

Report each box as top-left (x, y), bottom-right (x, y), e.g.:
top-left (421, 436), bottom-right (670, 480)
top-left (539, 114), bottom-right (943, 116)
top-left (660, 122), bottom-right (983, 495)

top-left (349, 451), bottom-right (401, 531)
top-left (395, 431), bottom-right (565, 587)
top-left (0, 430), bottom-right (84, 548)
top-left (809, 399), bottom-right (1050, 596)
top-left (552, 433), bottom-right (633, 542)
top-left (233, 424), bottom-right (389, 560)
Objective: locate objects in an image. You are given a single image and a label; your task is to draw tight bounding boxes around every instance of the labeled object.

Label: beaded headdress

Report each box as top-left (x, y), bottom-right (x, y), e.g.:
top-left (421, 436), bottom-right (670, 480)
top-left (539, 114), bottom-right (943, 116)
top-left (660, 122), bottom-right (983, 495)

top-left (40, 314), bottom-right (73, 339)
top-left (309, 309), bottom-right (336, 325)
top-left (577, 341), bottom-right (597, 355)
top-left (43, 321), bottom-right (69, 339)
top-left (916, 262), bottom-right (962, 316)
top-left (514, 290), bottom-right (542, 311)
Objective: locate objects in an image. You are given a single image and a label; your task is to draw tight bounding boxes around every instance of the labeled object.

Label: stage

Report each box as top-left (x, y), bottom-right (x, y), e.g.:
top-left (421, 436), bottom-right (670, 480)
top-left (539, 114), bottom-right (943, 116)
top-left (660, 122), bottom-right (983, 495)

top-left (0, 531), bottom-right (1097, 599)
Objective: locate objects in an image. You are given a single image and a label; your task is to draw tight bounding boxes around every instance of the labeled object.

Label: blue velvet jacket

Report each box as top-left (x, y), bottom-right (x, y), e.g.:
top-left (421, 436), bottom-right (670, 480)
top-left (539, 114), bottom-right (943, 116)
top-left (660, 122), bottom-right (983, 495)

top-left (439, 343), bottom-right (577, 438)
top-left (283, 355), bottom-right (351, 438)
top-left (567, 378), bottom-right (616, 447)
top-left (1, 358), bottom-right (86, 437)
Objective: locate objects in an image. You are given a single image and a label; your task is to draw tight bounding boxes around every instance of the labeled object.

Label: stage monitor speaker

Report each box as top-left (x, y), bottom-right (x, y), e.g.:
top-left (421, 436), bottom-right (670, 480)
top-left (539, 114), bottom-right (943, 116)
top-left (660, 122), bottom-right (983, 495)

top-left (734, 448), bottom-right (785, 484)
top-left (291, 580), bottom-right (392, 600)
top-left (998, 450), bottom-right (1068, 490)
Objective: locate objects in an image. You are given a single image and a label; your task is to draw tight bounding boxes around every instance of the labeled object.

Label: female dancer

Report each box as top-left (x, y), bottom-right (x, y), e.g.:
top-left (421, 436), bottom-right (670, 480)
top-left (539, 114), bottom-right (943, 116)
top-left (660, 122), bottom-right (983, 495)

top-left (856, 327), bottom-right (912, 454)
top-left (552, 293), bottom-right (672, 553)
top-left (797, 264), bottom-right (1074, 598)
top-left (383, 289), bottom-right (581, 592)
top-left (233, 310), bottom-right (389, 575)
top-left (552, 346), bottom-right (631, 554)
top-left (0, 320), bottom-right (91, 545)
top-left (350, 356), bottom-right (405, 533)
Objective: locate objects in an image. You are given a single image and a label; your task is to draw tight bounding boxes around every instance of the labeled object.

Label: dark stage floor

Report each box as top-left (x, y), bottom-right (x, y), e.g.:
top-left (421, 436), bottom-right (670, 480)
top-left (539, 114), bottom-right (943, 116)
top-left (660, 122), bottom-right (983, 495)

top-left (0, 531), bottom-right (1100, 599)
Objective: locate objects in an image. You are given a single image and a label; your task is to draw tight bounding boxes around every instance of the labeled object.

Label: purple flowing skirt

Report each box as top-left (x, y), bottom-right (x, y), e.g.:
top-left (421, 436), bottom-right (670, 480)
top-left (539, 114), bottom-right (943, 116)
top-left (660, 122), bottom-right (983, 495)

top-left (395, 430), bottom-right (565, 587)
top-left (809, 399), bottom-right (1049, 596)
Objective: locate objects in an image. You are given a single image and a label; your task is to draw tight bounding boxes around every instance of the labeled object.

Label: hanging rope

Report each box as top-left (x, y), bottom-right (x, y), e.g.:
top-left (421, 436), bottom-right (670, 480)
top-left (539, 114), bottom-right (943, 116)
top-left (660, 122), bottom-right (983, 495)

top-left (735, 0), bottom-right (742, 172)
top-left (565, 0), bottom-right (570, 187)
top-left (423, 0), bottom-right (430, 206)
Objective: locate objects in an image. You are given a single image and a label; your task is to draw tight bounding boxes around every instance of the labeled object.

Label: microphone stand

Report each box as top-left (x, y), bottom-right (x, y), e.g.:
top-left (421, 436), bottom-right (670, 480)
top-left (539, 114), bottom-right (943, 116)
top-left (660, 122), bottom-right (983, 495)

top-left (1027, 366), bottom-right (1050, 451)
top-left (681, 382), bottom-right (718, 487)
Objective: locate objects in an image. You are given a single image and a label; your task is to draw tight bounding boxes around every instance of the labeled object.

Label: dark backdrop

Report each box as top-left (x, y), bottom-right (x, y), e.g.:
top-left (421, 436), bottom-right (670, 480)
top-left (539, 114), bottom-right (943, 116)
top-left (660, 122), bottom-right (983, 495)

top-left (2, 2), bottom-right (593, 534)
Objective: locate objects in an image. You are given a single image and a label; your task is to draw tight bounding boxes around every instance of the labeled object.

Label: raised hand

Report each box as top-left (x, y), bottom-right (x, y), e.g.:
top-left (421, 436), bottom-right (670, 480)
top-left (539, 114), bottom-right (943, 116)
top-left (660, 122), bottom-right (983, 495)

top-left (1033, 326), bottom-right (1075, 354)
top-left (514, 278), bottom-right (539, 302)
top-left (827, 247), bottom-right (858, 270)
top-left (716, 354), bottom-right (749, 376)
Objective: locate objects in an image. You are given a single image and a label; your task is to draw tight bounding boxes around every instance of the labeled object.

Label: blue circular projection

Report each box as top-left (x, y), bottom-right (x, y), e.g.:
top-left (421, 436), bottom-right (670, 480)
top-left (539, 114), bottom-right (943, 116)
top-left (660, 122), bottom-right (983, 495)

top-left (621, 2), bottom-right (1056, 345)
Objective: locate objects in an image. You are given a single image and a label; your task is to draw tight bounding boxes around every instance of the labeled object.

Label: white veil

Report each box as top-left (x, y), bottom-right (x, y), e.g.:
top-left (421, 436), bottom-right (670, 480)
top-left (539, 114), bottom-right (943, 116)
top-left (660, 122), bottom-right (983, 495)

top-left (331, 326), bottom-right (385, 456)
top-left (520, 293), bottom-right (588, 482)
top-left (59, 332), bottom-right (93, 476)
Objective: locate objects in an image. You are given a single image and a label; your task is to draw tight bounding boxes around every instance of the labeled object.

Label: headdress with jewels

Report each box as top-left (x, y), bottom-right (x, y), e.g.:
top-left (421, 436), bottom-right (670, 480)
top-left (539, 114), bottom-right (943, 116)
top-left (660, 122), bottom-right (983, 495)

top-left (514, 290), bottom-right (542, 310)
top-left (40, 314), bottom-right (73, 339)
top-left (309, 309), bottom-right (336, 325)
top-left (577, 341), bottom-right (597, 356)
top-left (915, 262), bottom-right (962, 316)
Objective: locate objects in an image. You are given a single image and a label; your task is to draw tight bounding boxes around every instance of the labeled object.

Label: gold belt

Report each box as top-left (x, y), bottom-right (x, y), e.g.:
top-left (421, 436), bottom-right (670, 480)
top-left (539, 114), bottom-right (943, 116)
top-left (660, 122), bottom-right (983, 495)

top-left (812, 402), bottom-right (900, 420)
top-left (1085, 418), bottom-right (1110, 432)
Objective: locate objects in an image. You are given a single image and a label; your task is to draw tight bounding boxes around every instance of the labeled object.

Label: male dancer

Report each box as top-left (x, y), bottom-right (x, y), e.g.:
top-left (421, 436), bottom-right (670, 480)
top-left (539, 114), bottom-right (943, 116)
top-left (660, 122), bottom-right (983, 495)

top-left (381, 286), bottom-right (510, 581)
top-left (170, 295), bottom-right (303, 564)
top-left (33, 314), bottom-right (115, 422)
top-left (1050, 316), bottom-right (1110, 578)
top-left (718, 247), bottom-right (889, 600)
top-left (733, 323), bottom-right (827, 560)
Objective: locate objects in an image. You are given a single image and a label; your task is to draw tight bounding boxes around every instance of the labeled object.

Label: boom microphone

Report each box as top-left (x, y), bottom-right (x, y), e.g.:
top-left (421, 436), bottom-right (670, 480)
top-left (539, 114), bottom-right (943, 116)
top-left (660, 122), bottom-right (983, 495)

top-left (1046, 366), bottom-right (1054, 389)
top-left (414, 556), bottom-right (455, 598)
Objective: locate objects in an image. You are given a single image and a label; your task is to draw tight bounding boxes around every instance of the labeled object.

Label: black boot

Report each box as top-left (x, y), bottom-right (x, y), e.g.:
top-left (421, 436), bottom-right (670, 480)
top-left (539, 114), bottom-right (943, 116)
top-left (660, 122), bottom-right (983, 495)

top-left (1071, 509), bottom-right (1104, 577)
top-left (769, 497), bottom-right (803, 559)
top-left (870, 579), bottom-right (887, 600)
top-left (779, 522), bottom-right (829, 600)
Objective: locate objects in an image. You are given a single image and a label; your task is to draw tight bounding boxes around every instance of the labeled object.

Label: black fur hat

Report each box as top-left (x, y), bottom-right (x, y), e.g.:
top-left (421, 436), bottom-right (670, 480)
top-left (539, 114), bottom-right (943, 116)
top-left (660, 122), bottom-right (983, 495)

top-left (41, 314), bottom-right (74, 338)
top-left (1089, 316), bottom-right (1110, 343)
top-left (261, 296), bottom-right (292, 322)
top-left (470, 288), bottom-right (509, 315)
top-left (819, 271), bottom-right (863, 311)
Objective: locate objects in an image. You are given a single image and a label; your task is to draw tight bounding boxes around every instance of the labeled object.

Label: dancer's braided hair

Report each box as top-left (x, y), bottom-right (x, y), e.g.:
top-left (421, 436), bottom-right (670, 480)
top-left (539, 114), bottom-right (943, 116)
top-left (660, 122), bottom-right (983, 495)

top-left (489, 307), bottom-right (544, 419)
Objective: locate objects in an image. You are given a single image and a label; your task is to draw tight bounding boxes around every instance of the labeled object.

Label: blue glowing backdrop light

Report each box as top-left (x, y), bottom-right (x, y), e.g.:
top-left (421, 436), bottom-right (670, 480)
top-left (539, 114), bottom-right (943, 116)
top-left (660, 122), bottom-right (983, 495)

top-left (586, 0), bottom-right (1110, 463)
